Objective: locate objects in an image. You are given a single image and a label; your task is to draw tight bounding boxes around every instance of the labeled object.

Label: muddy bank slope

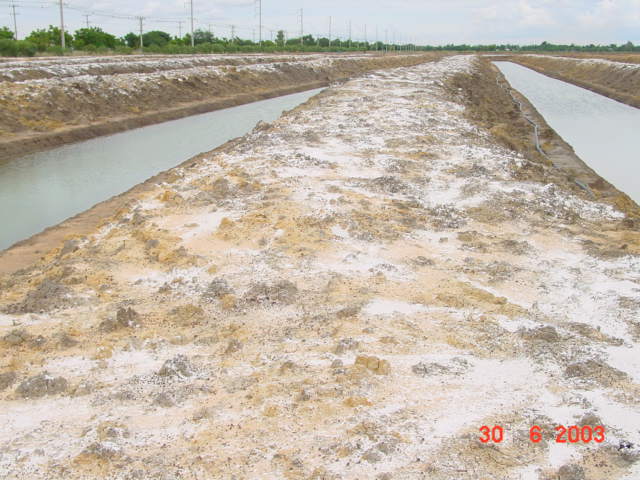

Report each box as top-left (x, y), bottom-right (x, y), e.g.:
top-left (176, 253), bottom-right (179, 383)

top-left (0, 55), bottom-right (639, 479)
top-left (451, 57), bottom-right (640, 218)
top-left (0, 53), bottom-right (440, 160)
top-left (500, 54), bottom-right (640, 109)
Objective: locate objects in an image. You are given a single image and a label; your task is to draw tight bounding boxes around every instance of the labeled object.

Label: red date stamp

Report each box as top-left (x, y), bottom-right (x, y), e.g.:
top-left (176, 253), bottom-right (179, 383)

top-left (479, 425), bottom-right (605, 444)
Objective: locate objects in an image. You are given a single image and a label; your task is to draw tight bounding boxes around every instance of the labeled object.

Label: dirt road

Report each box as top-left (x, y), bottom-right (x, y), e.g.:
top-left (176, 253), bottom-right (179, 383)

top-left (0, 55), bottom-right (639, 479)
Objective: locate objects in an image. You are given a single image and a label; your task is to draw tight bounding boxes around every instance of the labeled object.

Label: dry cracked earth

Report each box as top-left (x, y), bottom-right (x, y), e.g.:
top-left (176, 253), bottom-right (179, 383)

top-left (0, 56), bottom-right (639, 479)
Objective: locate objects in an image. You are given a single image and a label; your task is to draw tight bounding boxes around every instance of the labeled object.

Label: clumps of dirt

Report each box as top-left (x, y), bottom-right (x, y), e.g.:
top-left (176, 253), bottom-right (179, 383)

top-left (2, 328), bottom-right (47, 349)
top-left (458, 231), bottom-right (490, 252)
top-left (99, 306), bottom-right (141, 332)
top-left (157, 355), bottom-right (193, 378)
top-left (336, 304), bottom-right (362, 318)
top-left (2, 328), bottom-right (31, 346)
top-left (578, 412), bottom-right (603, 427)
top-left (553, 463), bottom-right (586, 480)
top-left (368, 176), bottom-right (410, 194)
top-left (499, 239), bottom-right (532, 255)
top-left (564, 359), bottom-right (628, 387)
top-left (79, 442), bottom-right (122, 461)
top-left (201, 278), bottom-right (233, 302)
top-left (205, 177), bottom-right (234, 202)
top-left (0, 371), bottom-right (17, 391)
top-left (57, 332), bottom-right (79, 349)
top-left (428, 204), bottom-right (467, 230)
top-left (343, 208), bottom-right (414, 242)
top-left (581, 238), bottom-right (635, 260)
top-left (153, 392), bottom-right (175, 408)
top-left (224, 339), bottom-right (243, 355)
top-left (412, 357), bottom-right (469, 377)
top-left (455, 163), bottom-right (492, 179)
top-left (566, 322), bottom-right (624, 346)
top-left (58, 239), bottom-right (80, 257)
top-left (518, 325), bottom-right (568, 362)
top-left (520, 326), bottom-right (560, 343)
top-left (413, 256), bottom-right (436, 267)
top-left (169, 304), bottom-right (205, 326)
top-left (335, 338), bottom-right (359, 355)
top-left (243, 280), bottom-right (298, 305)
top-left (3, 279), bottom-right (73, 314)
top-left (16, 372), bottom-right (68, 398)
top-left (354, 355), bottom-right (390, 375)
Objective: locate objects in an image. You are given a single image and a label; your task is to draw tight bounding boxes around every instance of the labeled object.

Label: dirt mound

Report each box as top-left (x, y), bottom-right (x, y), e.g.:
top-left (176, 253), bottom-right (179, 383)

top-left (0, 53), bottom-right (442, 161)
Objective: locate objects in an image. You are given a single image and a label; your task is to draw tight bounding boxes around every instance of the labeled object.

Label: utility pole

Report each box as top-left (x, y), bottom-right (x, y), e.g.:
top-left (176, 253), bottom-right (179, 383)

top-left (385, 29), bottom-right (388, 53)
top-left (138, 16), bottom-right (144, 51)
top-left (189, 0), bottom-right (194, 47)
top-left (348, 20), bottom-right (351, 48)
top-left (298, 9), bottom-right (303, 46)
top-left (178, 20), bottom-right (183, 38)
top-left (375, 25), bottom-right (378, 51)
top-left (10, 3), bottom-right (17, 40)
top-left (258, 0), bottom-right (262, 46)
top-left (364, 24), bottom-right (367, 50)
top-left (230, 25), bottom-right (235, 43)
top-left (252, 28), bottom-right (255, 43)
top-left (83, 14), bottom-right (90, 28)
top-left (58, 0), bottom-right (65, 50)
top-left (328, 16), bottom-right (331, 47)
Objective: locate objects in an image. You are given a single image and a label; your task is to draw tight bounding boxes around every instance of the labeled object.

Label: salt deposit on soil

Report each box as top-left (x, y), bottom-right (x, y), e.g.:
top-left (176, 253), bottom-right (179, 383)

top-left (0, 55), bottom-right (638, 479)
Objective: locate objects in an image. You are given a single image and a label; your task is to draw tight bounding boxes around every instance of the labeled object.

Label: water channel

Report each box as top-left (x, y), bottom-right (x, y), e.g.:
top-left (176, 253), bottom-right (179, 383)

top-left (494, 61), bottom-right (640, 205)
top-left (0, 88), bottom-right (322, 251)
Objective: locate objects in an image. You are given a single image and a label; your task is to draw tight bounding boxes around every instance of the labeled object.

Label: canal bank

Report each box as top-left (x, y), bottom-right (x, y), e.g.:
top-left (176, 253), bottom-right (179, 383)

top-left (0, 53), bottom-right (442, 161)
top-left (494, 61), bottom-right (640, 206)
top-left (0, 88), bottom-right (323, 252)
top-left (501, 54), bottom-right (640, 110)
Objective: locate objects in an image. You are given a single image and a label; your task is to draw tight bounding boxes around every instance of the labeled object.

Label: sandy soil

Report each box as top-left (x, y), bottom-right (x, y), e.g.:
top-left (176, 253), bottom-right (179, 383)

top-left (0, 52), bottom-right (440, 161)
top-left (0, 56), bottom-right (639, 479)
top-left (497, 54), bottom-right (640, 110)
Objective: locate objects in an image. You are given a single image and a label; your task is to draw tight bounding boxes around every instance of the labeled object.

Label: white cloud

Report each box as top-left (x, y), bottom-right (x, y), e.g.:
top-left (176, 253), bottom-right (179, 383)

top-left (579, 0), bottom-right (640, 28)
top-left (518, 0), bottom-right (555, 27)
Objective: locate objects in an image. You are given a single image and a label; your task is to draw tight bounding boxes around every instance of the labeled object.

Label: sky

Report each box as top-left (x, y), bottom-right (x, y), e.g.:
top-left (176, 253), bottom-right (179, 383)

top-left (1, 0), bottom-right (639, 45)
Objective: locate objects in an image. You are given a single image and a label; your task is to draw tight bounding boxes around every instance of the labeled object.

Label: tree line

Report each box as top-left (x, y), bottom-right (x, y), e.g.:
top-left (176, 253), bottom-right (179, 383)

top-left (0, 25), bottom-right (638, 57)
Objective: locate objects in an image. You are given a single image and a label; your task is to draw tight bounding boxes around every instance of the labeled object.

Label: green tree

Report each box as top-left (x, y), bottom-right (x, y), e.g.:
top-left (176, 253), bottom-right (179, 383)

top-left (123, 32), bottom-right (139, 48)
top-left (74, 27), bottom-right (117, 49)
top-left (143, 30), bottom-right (172, 47)
top-left (193, 29), bottom-right (214, 45)
top-left (276, 30), bottom-right (285, 46)
top-left (25, 28), bottom-right (51, 50)
top-left (47, 25), bottom-right (72, 47)
top-left (0, 26), bottom-right (14, 40)
top-left (26, 25), bottom-right (72, 49)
